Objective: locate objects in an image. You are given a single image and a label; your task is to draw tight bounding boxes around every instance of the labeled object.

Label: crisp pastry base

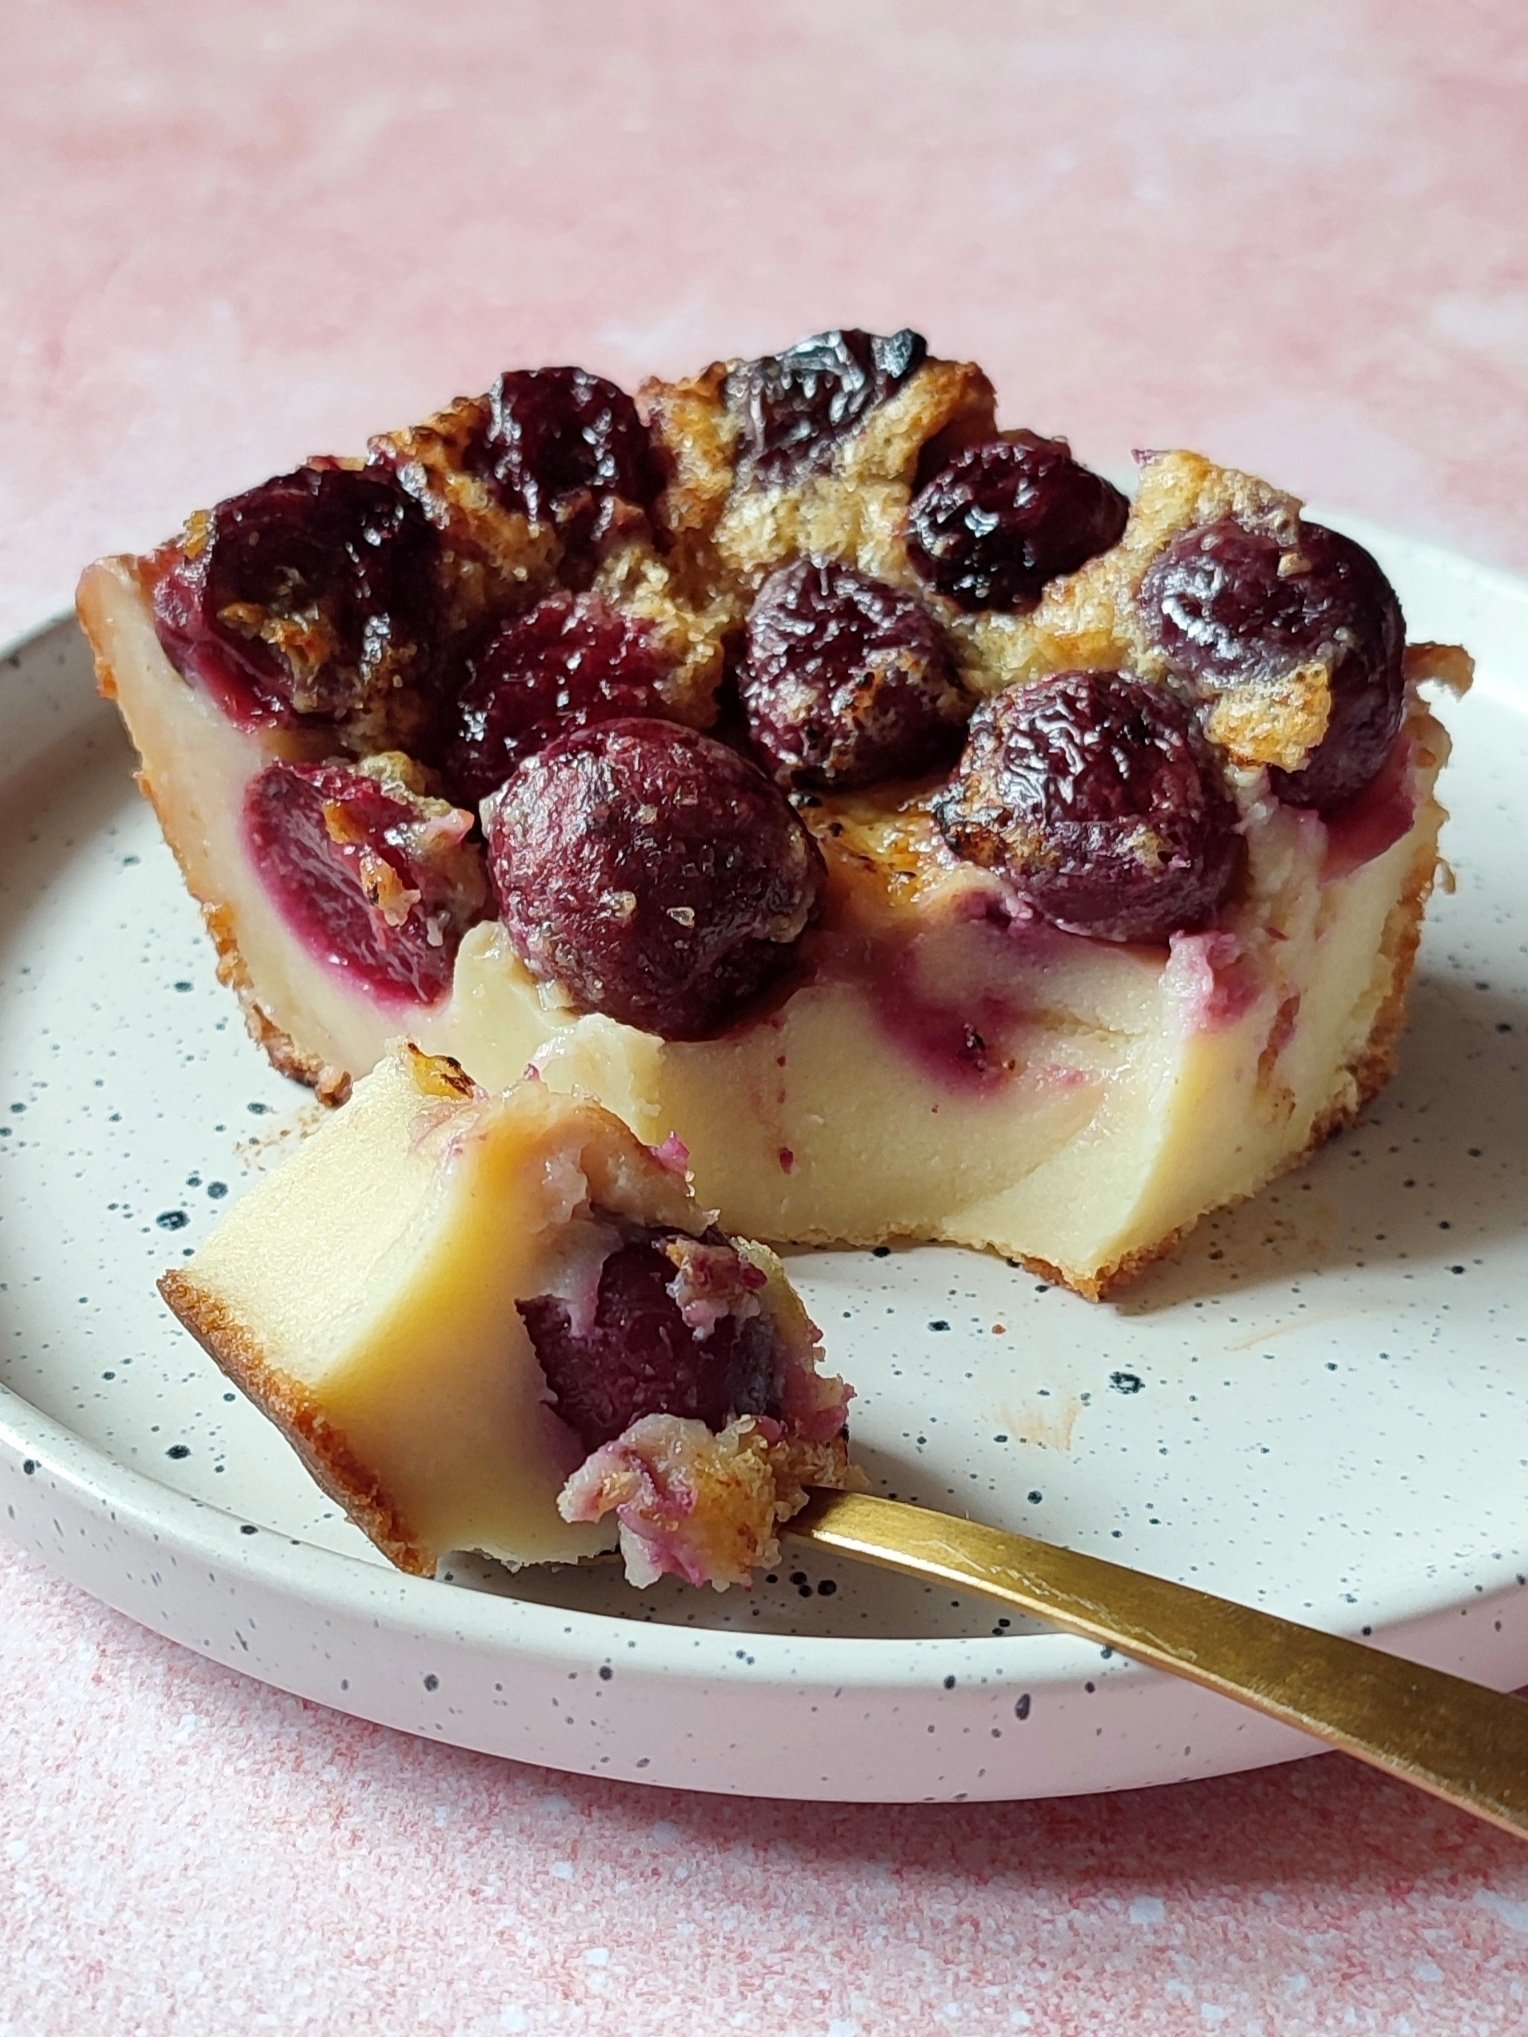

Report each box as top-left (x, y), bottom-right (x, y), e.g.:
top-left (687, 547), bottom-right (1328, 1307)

top-left (81, 552), bottom-right (1452, 1299)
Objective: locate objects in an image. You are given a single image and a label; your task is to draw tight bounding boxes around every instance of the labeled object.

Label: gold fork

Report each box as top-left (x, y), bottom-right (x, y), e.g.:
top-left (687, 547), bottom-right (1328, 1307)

top-left (789, 1489), bottom-right (1528, 1837)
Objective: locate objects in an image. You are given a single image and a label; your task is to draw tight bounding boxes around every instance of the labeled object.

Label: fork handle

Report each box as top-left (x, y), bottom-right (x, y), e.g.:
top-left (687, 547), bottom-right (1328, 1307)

top-left (790, 1489), bottom-right (1528, 1838)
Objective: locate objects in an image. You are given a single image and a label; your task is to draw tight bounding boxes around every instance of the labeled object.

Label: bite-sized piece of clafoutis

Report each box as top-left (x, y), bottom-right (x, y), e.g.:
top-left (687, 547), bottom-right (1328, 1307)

top-left (79, 329), bottom-right (1470, 1295)
top-left (160, 1046), bottom-right (855, 1589)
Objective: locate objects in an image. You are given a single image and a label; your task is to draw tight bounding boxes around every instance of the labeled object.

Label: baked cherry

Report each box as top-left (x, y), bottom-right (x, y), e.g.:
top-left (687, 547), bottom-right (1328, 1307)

top-left (244, 757), bottom-right (488, 1003)
top-left (738, 559), bottom-right (970, 787)
top-left (907, 434), bottom-right (1128, 612)
top-left (485, 718), bottom-right (825, 1038)
top-left (728, 328), bottom-right (927, 485)
top-left (480, 366), bottom-right (658, 553)
top-left (1139, 516), bottom-right (1405, 811)
top-left (434, 594), bottom-right (676, 804)
top-left (519, 1232), bottom-right (780, 1450)
top-left (934, 670), bottom-right (1240, 944)
top-left (152, 465), bottom-right (438, 729)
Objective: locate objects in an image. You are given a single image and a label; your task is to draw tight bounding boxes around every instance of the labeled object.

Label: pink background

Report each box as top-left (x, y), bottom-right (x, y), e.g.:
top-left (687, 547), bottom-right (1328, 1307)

top-left (5, 1), bottom-right (1528, 2028)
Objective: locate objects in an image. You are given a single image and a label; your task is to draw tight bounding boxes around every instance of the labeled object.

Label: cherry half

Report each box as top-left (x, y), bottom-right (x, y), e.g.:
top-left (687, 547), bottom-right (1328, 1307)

top-left (519, 1232), bottom-right (780, 1450)
top-left (244, 759), bottom-right (487, 1003)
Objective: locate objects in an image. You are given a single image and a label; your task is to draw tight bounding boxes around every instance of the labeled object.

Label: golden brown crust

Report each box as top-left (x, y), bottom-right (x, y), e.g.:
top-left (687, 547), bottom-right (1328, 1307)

top-left (371, 393), bottom-right (561, 594)
top-left (638, 359), bottom-right (738, 550)
top-left (950, 450), bottom-right (1327, 760)
top-left (641, 348), bottom-right (997, 605)
top-left (158, 1268), bottom-right (434, 1573)
top-left (202, 902), bottom-right (353, 1104)
top-left (371, 390), bottom-right (732, 711)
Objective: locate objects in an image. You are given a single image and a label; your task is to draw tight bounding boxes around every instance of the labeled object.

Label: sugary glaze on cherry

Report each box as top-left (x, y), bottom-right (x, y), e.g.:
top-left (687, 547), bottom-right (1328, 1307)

top-left (477, 366), bottom-right (660, 560)
top-left (143, 328), bottom-right (1421, 1038)
top-left (485, 718), bottom-right (826, 1040)
top-left (433, 593), bottom-right (677, 805)
top-left (739, 559), bottom-right (970, 788)
top-left (934, 671), bottom-right (1242, 945)
top-left (907, 433), bottom-right (1128, 612)
top-left (726, 327), bottom-right (928, 485)
top-left (152, 465), bottom-right (438, 732)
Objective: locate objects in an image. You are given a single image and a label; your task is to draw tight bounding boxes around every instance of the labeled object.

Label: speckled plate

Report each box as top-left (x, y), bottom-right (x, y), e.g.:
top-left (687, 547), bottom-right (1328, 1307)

top-left (4, 521), bottom-right (1528, 1802)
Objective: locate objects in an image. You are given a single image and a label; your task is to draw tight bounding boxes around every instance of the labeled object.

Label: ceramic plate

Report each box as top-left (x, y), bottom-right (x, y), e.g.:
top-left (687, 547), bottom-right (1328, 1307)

top-left (4, 520), bottom-right (1527, 1802)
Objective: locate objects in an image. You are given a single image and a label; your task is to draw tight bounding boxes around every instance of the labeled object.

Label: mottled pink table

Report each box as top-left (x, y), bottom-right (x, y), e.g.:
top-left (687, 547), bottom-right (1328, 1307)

top-left (5, 4), bottom-right (1528, 2030)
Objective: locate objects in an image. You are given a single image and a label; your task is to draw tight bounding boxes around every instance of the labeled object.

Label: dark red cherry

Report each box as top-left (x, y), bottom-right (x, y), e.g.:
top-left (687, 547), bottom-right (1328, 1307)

top-left (727, 328), bottom-right (928, 485)
top-left (485, 718), bottom-right (825, 1038)
top-left (1139, 516), bottom-right (1405, 811)
top-left (934, 670), bottom-right (1240, 944)
top-left (478, 367), bottom-right (658, 553)
top-left (907, 434), bottom-right (1128, 612)
top-left (152, 466), bottom-right (438, 729)
top-left (739, 559), bottom-right (970, 788)
top-left (434, 595), bottom-right (676, 804)
top-left (244, 759), bottom-right (488, 1003)
top-left (518, 1232), bottom-right (781, 1450)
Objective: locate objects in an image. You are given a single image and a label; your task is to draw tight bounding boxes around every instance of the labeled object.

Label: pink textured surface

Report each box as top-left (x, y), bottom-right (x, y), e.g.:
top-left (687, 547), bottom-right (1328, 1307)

top-left (6, 1546), bottom-right (1528, 2037)
top-left (4, 1), bottom-right (1528, 2028)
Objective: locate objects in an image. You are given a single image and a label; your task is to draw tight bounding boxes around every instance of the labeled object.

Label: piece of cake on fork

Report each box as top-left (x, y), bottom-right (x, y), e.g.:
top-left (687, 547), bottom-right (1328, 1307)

top-left (160, 1044), bottom-right (855, 1589)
